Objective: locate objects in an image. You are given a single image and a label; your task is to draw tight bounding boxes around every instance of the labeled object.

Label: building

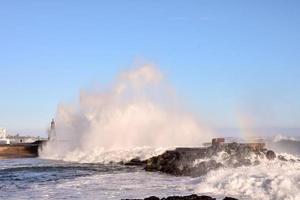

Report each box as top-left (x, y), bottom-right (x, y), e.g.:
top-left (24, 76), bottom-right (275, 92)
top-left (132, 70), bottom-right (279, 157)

top-left (48, 119), bottom-right (56, 140)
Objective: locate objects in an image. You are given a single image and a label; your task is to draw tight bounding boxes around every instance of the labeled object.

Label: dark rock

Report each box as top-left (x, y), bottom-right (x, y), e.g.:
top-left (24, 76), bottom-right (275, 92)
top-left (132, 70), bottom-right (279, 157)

top-left (223, 197), bottom-right (238, 200)
top-left (277, 155), bottom-right (288, 161)
top-left (225, 142), bottom-right (239, 153)
top-left (266, 150), bottom-right (276, 160)
top-left (144, 143), bottom-right (271, 176)
top-left (125, 158), bottom-right (146, 166)
top-left (122, 141), bottom-right (278, 177)
top-left (124, 194), bottom-right (218, 200)
top-left (145, 196), bottom-right (160, 200)
top-left (145, 150), bottom-right (186, 175)
top-left (162, 195), bottom-right (215, 200)
top-left (190, 160), bottom-right (223, 177)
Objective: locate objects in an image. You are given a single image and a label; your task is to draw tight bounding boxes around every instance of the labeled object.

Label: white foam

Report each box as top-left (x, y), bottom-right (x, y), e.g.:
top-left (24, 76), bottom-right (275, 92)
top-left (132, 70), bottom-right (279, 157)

top-left (196, 155), bottom-right (300, 200)
top-left (193, 150), bottom-right (266, 168)
top-left (273, 134), bottom-right (299, 142)
top-left (41, 145), bottom-right (167, 163)
top-left (40, 65), bottom-right (213, 162)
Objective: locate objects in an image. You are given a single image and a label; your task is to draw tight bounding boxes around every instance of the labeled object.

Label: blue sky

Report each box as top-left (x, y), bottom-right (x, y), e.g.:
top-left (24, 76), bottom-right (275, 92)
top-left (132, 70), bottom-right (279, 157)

top-left (0, 1), bottom-right (299, 135)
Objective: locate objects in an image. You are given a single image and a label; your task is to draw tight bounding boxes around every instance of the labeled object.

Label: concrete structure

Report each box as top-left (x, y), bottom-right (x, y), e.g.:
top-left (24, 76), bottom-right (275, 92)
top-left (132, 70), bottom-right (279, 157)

top-left (212, 138), bottom-right (225, 146)
top-left (0, 120), bottom-right (53, 159)
top-left (211, 137), bottom-right (265, 150)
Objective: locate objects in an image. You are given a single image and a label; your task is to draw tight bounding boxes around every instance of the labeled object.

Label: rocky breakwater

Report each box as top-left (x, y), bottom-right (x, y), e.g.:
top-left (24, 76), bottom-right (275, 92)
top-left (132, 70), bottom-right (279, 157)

top-left (144, 143), bottom-right (276, 177)
top-left (126, 140), bottom-right (278, 177)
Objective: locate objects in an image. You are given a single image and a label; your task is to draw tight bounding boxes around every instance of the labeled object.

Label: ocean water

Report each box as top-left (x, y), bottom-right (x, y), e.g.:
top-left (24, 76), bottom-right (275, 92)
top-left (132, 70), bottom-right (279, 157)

top-left (0, 158), bottom-right (197, 200)
top-left (0, 139), bottom-right (300, 200)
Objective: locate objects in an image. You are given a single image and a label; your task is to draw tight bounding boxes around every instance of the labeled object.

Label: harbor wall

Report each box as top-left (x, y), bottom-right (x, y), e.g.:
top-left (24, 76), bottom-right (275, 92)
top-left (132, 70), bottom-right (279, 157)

top-left (0, 140), bottom-right (46, 159)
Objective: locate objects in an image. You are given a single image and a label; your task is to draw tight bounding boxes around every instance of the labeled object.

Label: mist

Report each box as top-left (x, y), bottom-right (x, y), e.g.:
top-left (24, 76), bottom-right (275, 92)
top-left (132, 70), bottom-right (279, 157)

top-left (40, 64), bottom-right (214, 161)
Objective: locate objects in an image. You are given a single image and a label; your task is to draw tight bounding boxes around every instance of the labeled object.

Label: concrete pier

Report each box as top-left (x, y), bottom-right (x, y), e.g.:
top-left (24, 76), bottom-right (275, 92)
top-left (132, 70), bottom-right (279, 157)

top-left (0, 140), bottom-right (47, 159)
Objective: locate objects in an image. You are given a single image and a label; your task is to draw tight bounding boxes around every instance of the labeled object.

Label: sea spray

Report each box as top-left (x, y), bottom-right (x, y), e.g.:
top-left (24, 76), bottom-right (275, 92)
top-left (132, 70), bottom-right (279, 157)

top-left (40, 64), bottom-right (214, 162)
top-left (195, 155), bottom-right (300, 200)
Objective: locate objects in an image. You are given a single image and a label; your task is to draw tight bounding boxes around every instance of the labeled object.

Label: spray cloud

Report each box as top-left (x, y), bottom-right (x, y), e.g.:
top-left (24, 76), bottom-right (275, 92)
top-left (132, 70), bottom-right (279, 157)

top-left (41, 64), bottom-right (213, 162)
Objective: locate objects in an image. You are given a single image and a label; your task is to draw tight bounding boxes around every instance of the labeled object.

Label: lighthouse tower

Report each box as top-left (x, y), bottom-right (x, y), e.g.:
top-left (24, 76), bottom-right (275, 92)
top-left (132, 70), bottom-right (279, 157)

top-left (48, 119), bottom-right (56, 140)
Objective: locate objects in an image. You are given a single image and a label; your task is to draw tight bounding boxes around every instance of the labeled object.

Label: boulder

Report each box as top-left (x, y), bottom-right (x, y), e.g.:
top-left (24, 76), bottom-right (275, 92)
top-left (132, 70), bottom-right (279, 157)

top-left (124, 158), bottom-right (146, 166)
top-left (162, 195), bottom-right (215, 200)
top-left (266, 150), bottom-right (276, 160)
top-left (145, 196), bottom-right (160, 200)
top-left (223, 197), bottom-right (238, 200)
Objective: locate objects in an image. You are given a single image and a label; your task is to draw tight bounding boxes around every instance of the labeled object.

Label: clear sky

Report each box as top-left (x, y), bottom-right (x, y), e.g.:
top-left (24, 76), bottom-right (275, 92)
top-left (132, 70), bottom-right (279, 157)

top-left (0, 1), bottom-right (299, 136)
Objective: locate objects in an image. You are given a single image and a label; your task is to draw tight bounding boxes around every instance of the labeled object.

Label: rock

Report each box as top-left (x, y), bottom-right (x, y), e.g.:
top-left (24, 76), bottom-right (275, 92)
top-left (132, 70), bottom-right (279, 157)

top-left (123, 194), bottom-right (218, 200)
top-left (277, 155), bottom-right (288, 161)
top-left (128, 142), bottom-right (278, 177)
top-left (223, 197), bottom-right (238, 200)
top-left (266, 150), bottom-right (276, 160)
top-left (162, 195), bottom-right (215, 200)
top-left (145, 150), bottom-right (185, 175)
top-left (190, 160), bottom-right (223, 177)
top-left (145, 196), bottom-right (160, 200)
top-left (125, 158), bottom-right (146, 166)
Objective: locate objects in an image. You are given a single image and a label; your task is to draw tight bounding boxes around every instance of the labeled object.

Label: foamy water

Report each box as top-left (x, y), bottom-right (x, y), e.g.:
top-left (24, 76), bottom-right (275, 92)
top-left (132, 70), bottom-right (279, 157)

top-left (40, 145), bottom-right (168, 163)
top-left (196, 155), bottom-right (300, 200)
top-left (193, 146), bottom-right (300, 200)
top-left (39, 144), bottom-right (300, 200)
top-left (0, 158), bottom-right (196, 200)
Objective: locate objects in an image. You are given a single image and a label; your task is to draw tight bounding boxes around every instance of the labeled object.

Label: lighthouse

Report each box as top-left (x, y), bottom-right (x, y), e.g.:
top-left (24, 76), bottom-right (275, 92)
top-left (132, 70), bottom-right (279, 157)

top-left (48, 119), bottom-right (56, 140)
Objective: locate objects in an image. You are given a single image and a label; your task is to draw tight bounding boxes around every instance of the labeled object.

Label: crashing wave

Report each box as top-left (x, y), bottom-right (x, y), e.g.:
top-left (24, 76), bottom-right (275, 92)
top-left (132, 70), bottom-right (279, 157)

top-left (267, 135), bottom-right (300, 156)
top-left (40, 145), bottom-right (167, 164)
top-left (272, 134), bottom-right (300, 143)
top-left (196, 153), bottom-right (300, 200)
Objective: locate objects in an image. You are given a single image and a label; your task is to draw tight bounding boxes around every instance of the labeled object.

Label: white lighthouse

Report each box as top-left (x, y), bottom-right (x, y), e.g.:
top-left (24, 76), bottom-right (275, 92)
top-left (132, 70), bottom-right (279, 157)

top-left (48, 119), bottom-right (56, 140)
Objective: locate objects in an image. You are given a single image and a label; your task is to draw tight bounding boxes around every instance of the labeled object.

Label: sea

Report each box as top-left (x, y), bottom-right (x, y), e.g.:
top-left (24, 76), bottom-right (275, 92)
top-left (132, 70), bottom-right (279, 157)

top-left (0, 136), bottom-right (299, 200)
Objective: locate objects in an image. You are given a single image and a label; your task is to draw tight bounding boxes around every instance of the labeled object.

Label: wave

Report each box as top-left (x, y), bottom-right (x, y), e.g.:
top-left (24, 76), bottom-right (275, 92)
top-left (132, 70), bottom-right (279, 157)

top-left (40, 145), bottom-right (167, 163)
top-left (40, 144), bottom-right (300, 200)
top-left (266, 135), bottom-right (300, 156)
top-left (272, 134), bottom-right (300, 143)
top-left (195, 153), bottom-right (300, 200)
top-left (40, 65), bottom-right (213, 162)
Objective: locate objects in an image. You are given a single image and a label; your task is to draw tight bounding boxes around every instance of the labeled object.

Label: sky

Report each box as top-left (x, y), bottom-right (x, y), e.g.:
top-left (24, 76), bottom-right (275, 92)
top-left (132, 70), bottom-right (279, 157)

top-left (0, 1), bottom-right (299, 136)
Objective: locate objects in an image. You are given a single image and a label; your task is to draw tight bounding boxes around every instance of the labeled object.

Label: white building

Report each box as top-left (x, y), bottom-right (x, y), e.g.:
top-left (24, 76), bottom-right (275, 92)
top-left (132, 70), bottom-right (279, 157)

top-left (0, 128), bottom-right (10, 144)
